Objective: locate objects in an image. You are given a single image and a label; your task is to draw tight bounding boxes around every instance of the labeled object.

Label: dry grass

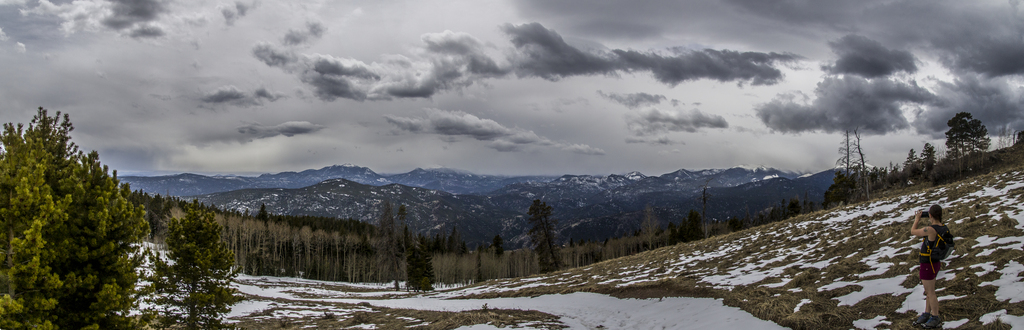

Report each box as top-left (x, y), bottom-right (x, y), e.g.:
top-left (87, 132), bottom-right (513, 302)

top-left (440, 161), bottom-right (1024, 329)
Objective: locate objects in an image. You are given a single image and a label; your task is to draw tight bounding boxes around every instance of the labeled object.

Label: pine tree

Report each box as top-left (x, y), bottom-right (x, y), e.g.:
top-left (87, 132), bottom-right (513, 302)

top-left (148, 202), bottom-right (241, 330)
top-left (921, 143), bottom-right (937, 174)
top-left (683, 210), bottom-right (703, 242)
top-left (787, 198), bottom-right (801, 218)
top-left (0, 121), bottom-right (68, 330)
top-left (492, 234), bottom-right (504, 257)
top-left (374, 201), bottom-right (402, 290)
top-left (404, 235), bottom-right (433, 292)
top-left (823, 171), bottom-right (857, 208)
top-left (945, 112), bottom-right (990, 175)
top-left (24, 108), bottom-right (150, 329)
top-left (527, 200), bottom-right (561, 273)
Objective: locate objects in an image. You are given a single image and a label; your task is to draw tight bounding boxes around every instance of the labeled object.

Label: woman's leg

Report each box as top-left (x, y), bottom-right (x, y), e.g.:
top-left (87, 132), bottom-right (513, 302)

top-left (923, 279), bottom-right (939, 316)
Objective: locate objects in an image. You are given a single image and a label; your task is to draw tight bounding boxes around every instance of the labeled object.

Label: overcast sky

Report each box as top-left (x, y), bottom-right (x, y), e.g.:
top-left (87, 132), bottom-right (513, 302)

top-left (2, 0), bottom-right (1023, 176)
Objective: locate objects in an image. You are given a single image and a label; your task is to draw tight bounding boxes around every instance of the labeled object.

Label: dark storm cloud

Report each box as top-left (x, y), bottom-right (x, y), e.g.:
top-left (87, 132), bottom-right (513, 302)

top-left (940, 36), bottom-right (1024, 77)
top-left (913, 75), bottom-right (1024, 138)
top-left (200, 86), bottom-right (285, 107)
top-left (823, 35), bottom-right (917, 77)
top-left (384, 109), bottom-right (604, 155)
top-left (252, 43), bottom-right (299, 68)
top-left (500, 22), bottom-right (620, 78)
top-left (421, 31), bottom-right (509, 77)
top-left (237, 121), bottom-right (324, 139)
top-left (612, 48), bottom-right (799, 86)
top-left (596, 90), bottom-right (666, 109)
top-left (101, 0), bottom-right (166, 30)
top-left (501, 23), bottom-right (799, 86)
top-left (756, 76), bottom-right (935, 135)
top-left (626, 108), bottom-right (728, 136)
top-left (283, 22), bottom-right (326, 46)
top-left (300, 55), bottom-right (379, 101)
top-left (255, 23), bottom-right (796, 102)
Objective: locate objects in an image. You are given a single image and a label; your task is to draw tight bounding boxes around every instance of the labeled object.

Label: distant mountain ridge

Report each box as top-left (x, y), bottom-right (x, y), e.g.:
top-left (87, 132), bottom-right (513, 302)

top-left (122, 164), bottom-right (807, 197)
top-left (121, 164), bottom-right (559, 196)
top-left (141, 164), bottom-right (836, 247)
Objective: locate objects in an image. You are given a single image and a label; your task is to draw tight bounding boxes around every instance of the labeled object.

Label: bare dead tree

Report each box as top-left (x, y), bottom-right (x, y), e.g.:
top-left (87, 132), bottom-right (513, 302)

top-left (837, 130), bottom-right (852, 175)
top-left (853, 129), bottom-right (869, 200)
top-left (700, 178), bottom-right (712, 239)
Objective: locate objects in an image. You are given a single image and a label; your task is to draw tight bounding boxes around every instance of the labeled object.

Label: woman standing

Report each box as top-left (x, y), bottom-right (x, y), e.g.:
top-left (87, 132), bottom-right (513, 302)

top-left (910, 204), bottom-right (947, 329)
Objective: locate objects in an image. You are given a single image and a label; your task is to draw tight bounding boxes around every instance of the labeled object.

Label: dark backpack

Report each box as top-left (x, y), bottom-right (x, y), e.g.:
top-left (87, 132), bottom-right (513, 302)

top-left (926, 225), bottom-right (955, 261)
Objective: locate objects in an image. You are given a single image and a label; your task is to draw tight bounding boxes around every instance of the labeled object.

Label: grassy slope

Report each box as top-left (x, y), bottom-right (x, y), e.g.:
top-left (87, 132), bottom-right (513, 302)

top-left (454, 164), bottom-right (1024, 329)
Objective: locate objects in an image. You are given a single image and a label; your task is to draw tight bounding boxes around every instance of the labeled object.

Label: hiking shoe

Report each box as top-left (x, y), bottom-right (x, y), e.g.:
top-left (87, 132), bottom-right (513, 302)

top-left (923, 315), bottom-right (942, 328)
top-left (913, 312), bottom-right (932, 326)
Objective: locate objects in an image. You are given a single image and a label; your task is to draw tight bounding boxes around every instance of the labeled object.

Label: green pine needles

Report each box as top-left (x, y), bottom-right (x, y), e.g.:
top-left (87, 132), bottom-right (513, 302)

top-left (147, 202), bottom-right (242, 329)
top-left (1, 108), bottom-right (150, 330)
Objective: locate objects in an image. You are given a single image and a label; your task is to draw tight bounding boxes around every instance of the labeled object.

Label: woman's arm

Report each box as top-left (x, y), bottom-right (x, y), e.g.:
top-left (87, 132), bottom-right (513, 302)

top-left (911, 210), bottom-right (930, 237)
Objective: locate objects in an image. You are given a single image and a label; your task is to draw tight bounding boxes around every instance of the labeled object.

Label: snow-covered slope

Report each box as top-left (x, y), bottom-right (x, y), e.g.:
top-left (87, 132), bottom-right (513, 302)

top-left (454, 169), bottom-right (1024, 329)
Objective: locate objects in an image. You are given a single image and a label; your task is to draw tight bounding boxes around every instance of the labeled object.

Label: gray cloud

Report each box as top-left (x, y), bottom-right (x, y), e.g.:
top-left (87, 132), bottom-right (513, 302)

top-left (252, 42), bottom-right (299, 68)
top-left (222, 2), bottom-right (253, 26)
top-left (626, 108), bottom-right (728, 136)
top-left (939, 35), bottom-right (1024, 77)
top-left (823, 35), bottom-right (917, 77)
top-left (101, 0), bottom-right (166, 31)
top-left (597, 90), bottom-right (666, 109)
top-left (612, 48), bottom-right (799, 86)
top-left (913, 75), bottom-right (1024, 138)
top-left (300, 54), bottom-right (379, 101)
top-left (625, 136), bottom-right (678, 145)
top-left (385, 108), bottom-right (604, 155)
top-left (253, 31), bottom-right (510, 101)
top-left (128, 24), bottom-right (164, 38)
top-left (283, 22), bottom-right (326, 46)
top-left (502, 22), bottom-right (799, 86)
top-left (253, 87), bottom-right (286, 101)
top-left (237, 121), bottom-right (325, 139)
top-left (756, 76), bottom-right (935, 135)
top-left (255, 23), bottom-right (800, 102)
top-left (501, 22), bottom-right (620, 78)
top-left (200, 86), bottom-right (285, 107)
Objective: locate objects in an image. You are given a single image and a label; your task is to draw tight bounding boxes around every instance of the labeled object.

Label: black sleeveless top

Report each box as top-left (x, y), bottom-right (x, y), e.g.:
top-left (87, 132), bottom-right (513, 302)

top-left (919, 224), bottom-right (948, 264)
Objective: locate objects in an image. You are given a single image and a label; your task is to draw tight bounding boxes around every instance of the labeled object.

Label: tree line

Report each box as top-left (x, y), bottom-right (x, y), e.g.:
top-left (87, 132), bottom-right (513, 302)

top-left (822, 111), bottom-right (1022, 208)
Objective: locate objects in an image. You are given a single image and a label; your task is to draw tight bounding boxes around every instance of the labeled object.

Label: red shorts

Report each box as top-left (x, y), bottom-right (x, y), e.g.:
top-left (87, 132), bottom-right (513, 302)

top-left (920, 262), bottom-right (942, 280)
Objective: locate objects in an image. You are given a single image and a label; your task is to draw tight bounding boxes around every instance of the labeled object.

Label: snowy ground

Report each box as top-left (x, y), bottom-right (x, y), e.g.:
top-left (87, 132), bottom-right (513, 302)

top-left (154, 169), bottom-right (1024, 329)
top-left (447, 170), bottom-right (1024, 329)
top-left (229, 274), bottom-right (787, 329)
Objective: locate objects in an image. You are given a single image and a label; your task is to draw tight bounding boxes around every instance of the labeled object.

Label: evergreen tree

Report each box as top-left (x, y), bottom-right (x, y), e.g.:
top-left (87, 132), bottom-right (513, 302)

top-left (921, 143), bottom-right (937, 173)
top-left (904, 148), bottom-right (920, 176)
top-left (0, 121), bottom-right (68, 330)
top-left (404, 236), bottom-right (433, 292)
top-left (786, 198), bottom-right (801, 218)
top-left (374, 201), bottom-right (402, 290)
top-left (683, 210), bottom-right (702, 242)
top-left (492, 234), bottom-right (504, 257)
top-left (726, 217), bottom-right (743, 232)
top-left (147, 202), bottom-right (241, 330)
top-left (256, 203), bottom-right (269, 221)
top-left (527, 200), bottom-right (561, 273)
top-left (945, 112), bottom-right (990, 175)
top-left (823, 171), bottom-right (857, 208)
top-left (24, 108), bottom-right (150, 329)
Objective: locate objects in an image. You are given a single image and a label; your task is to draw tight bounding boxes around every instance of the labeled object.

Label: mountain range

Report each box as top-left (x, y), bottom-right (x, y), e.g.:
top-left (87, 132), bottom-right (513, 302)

top-left (121, 165), bottom-right (837, 247)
